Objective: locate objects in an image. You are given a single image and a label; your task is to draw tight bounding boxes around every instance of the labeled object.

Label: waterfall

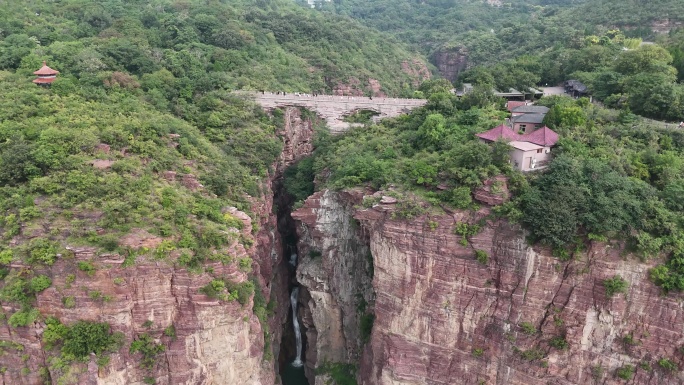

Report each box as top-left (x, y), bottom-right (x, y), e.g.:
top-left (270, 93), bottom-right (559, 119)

top-left (289, 253), bottom-right (298, 267)
top-left (291, 287), bottom-right (303, 367)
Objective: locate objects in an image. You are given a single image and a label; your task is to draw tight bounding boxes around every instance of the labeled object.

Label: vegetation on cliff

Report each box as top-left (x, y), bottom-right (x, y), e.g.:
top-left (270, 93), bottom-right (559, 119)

top-left (310, 80), bottom-right (684, 292)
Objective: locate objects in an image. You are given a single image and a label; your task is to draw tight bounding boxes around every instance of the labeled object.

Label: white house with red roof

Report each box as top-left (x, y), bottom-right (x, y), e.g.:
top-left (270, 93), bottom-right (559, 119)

top-left (476, 124), bottom-right (559, 171)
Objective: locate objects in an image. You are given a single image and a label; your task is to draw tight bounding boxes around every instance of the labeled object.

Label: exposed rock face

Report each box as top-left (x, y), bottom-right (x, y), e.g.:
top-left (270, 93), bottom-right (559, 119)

top-left (432, 46), bottom-right (468, 82)
top-left (2, 216), bottom-right (273, 385)
top-left (333, 77), bottom-right (366, 97)
top-left (333, 77), bottom-right (391, 97)
top-left (294, 189), bottom-right (684, 385)
top-left (0, 106), bottom-right (318, 385)
top-left (276, 107), bottom-right (315, 175)
top-left (651, 19), bottom-right (683, 33)
top-left (291, 190), bottom-right (373, 385)
top-left (401, 59), bottom-right (432, 88)
top-left (473, 176), bottom-right (509, 206)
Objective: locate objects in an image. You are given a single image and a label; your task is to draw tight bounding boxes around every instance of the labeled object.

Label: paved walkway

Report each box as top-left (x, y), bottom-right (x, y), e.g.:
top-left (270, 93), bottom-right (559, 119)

top-left (252, 92), bottom-right (427, 133)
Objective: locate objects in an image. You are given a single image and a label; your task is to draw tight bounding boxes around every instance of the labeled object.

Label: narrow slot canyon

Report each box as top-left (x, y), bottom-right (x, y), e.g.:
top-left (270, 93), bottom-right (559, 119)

top-left (273, 176), bottom-right (311, 385)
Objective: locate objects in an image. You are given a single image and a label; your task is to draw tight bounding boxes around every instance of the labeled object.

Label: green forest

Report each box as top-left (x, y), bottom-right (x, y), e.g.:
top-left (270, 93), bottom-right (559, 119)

top-left (321, 0), bottom-right (684, 121)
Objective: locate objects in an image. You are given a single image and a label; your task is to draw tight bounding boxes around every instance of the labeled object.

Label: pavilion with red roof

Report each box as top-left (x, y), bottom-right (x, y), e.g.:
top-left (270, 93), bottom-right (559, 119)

top-left (33, 62), bottom-right (59, 85)
top-left (476, 124), bottom-right (559, 172)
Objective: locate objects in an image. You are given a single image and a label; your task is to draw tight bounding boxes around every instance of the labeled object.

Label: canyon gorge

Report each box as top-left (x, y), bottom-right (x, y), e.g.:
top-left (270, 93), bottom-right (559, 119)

top-left (3, 107), bottom-right (684, 385)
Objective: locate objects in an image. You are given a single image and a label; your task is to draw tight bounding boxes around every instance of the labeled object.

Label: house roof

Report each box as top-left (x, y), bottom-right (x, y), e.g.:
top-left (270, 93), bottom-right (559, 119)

top-left (476, 124), bottom-right (519, 142)
top-left (565, 79), bottom-right (588, 93)
top-left (507, 101), bottom-right (527, 112)
top-left (476, 124), bottom-right (559, 147)
top-left (511, 105), bottom-right (549, 114)
top-left (509, 141), bottom-right (544, 151)
top-left (513, 114), bottom-right (546, 124)
top-left (494, 88), bottom-right (524, 97)
top-left (34, 62), bottom-right (59, 76)
top-left (523, 126), bottom-right (559, 146)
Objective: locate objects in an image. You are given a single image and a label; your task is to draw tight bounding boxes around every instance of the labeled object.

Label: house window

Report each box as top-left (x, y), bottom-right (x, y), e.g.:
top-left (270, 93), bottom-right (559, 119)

top-left (520, 124), bottom-right (527, 132)
top-left (537, 149), bottom-right (543, 154)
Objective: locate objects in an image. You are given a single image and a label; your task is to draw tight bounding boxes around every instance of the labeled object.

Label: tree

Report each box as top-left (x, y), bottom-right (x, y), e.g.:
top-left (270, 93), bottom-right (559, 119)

top-left (418, 113), bottom-right (448, 147)
top-left (0, 34), bottom-right (37, 69)
top-left (615, 45), bottom-right (674, 76)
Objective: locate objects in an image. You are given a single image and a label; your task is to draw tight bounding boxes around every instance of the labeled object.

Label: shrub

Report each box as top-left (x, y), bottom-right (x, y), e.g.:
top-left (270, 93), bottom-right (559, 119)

top-left (62, 296), bottom-right (75, 308)
top-left (97, 234), bottom-right (120, 251)
top-left (0, 249), bottom-right (13, 265)
top-left (658, 358), bottom-right (678, 372)
top-left (62, 321), bottom-right (119, 358)
top-left (238, 257), bottom-right (252, 272)
top-left (591, 365), bottom-right (604, 380)
top-left (454, 222), bottom-right (481, 238)
top-left (472, 347), bottom-right (484, 357)
top-left (519, 322), bottom-right (537, 335)
top-left (78, 261), bottom-right (96, 276)
top-left (622, 333), bottom-right (639, 346)
top-left (8, 308), bottom-right (39, 327)
top-left (229, 281), bottom-right (255, 305)
top-left (519, 348), bottom-right (544, 361)
top-left (199, 279), bottom-right (226, 299)
top-left (475, 250), bottom-right (488, 265)
top-left (549, 336), bottom-right (569, 350)
top-left (130, 333), bottom-right (165, 370)
top-left (616, 364), bottom-right (634, 380)
top-left (604, 275), bottom-right (628, 297)
top-left (29, 275), bottom-right (52, 293)
top-left (27, 239), bottom-right (59, 266)
top-left (449, 186), bottom-right (472, 209)
top-left (164, 325), bottom-right (176, 338)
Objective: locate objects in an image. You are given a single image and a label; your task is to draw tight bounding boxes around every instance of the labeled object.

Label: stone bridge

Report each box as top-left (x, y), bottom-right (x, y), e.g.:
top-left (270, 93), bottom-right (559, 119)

top-left (253, 92), bottom-right (427, 133)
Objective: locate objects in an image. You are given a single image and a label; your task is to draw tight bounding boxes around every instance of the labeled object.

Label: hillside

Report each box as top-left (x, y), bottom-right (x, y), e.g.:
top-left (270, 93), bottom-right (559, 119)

top-left (0, 0), bottom-right (429, 98)
top-left (1, 1), bottom-right (684, 385)
top-left (324, 0), bottom-right (683, 84)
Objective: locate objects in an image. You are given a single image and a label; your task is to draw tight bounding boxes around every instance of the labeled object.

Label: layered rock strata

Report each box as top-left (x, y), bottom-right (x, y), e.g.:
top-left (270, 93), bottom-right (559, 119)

top-left (0, 106), bottom-right (316, 385)
top-left (292, 190), bottom-right (374, 385)
top-left (294, 189), bottom-right (684, 385)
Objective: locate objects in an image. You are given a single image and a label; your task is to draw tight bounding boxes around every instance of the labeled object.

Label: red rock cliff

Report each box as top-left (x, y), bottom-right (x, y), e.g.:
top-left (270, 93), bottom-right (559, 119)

top-left (294, 189), bottom-right (684, 385)
top-left (0, 106), bottom-right (316, 385)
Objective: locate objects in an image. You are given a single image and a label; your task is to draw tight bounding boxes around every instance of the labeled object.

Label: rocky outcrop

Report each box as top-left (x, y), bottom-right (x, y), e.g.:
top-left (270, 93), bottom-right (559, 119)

top-left (0, 105), bottom-right (318, 385)
top-left (473, 176), bottom-right (509, 206)
top-left (2, 214), bottom-right (273, 385)
top-left (276, 107), bottom-right (315, 175)
top-left (294, 189), bottom-right (684, 385)
top-left (291, 190), bottom-right (373, 385)
top-left (432, 46), bottom-right (468, 82)
top-left (651, 19), bottom-right (683, 33)
top-left (400, 59), bottom-right (432, 88)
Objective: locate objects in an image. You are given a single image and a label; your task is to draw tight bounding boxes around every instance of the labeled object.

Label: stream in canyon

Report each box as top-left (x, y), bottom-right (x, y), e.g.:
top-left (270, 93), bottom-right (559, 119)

top-left (274, 177), bottom-right (310, 385)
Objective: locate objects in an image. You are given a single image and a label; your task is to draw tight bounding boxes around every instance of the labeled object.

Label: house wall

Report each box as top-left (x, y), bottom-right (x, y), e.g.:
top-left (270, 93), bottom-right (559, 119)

top-left (509, 147), bottom-right (552, 171)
